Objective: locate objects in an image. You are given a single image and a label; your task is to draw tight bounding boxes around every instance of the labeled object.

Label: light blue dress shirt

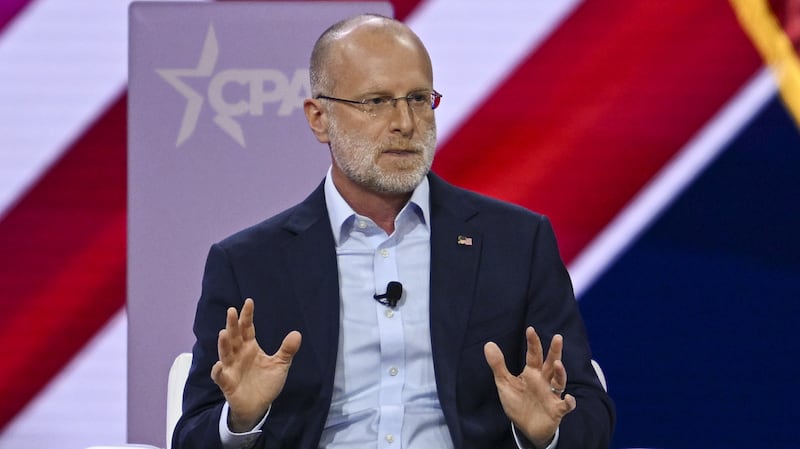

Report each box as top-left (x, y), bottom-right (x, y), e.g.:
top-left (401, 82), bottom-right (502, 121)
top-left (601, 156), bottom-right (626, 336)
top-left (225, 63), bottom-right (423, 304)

top-left (319, 171), bottom-right (454, 449)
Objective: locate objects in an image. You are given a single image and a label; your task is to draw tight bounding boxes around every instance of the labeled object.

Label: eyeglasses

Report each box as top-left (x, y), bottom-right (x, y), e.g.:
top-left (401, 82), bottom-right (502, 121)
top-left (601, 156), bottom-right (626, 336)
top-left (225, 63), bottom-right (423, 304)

top-left (316, 90), bottom-right (442, 118)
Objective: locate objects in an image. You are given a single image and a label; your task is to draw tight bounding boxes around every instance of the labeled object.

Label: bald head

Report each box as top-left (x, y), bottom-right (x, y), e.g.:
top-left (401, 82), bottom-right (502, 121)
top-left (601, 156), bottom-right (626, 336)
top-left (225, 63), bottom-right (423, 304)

top-left (309, 14), bottom-right (432, 97)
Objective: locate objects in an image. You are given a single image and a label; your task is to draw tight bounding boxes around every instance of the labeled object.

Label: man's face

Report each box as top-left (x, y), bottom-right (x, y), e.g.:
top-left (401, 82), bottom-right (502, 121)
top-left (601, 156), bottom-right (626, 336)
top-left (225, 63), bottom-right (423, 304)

top-left (323, 27), bottom-right (437, 195)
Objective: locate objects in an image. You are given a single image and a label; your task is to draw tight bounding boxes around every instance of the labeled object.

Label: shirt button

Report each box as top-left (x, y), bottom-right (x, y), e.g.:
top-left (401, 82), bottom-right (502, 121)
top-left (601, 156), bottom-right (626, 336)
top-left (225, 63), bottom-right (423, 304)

top-left (358, 220), bottom-right (367, 229)
top-left (379, 248), bottom-right (389, 257)
top-left (385, 309), bottom-right (394, 318)
top-left (389, 367), bottom-right (399, 376)
top-left (386, 434), bottom-right (395, 443)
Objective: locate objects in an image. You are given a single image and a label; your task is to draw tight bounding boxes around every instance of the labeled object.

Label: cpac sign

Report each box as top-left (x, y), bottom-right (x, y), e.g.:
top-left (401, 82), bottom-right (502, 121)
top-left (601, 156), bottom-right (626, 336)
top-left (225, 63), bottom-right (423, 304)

top-left (156, 25), bottom-right (310, 148)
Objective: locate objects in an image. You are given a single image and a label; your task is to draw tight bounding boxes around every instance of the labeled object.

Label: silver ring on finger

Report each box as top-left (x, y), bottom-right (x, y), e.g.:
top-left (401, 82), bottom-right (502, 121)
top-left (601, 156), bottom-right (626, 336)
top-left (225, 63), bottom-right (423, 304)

top-left (549, 386), bottom-right (565, 396)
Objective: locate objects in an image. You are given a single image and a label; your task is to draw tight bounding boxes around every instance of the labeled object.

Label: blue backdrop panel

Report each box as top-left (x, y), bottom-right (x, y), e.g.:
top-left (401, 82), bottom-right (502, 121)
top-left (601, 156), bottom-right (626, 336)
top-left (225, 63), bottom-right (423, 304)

top-left (580, 95), bottom-right (800, 449)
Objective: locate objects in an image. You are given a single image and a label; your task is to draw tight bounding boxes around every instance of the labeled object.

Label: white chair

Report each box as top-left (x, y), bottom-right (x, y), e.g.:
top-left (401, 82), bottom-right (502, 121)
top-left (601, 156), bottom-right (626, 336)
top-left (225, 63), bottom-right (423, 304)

top-left (87, 352), bottom-right (192, 449)
top-left (165, 352), bottom-right (192, 449)
top-left (591, 358), bottom-right (608, 391)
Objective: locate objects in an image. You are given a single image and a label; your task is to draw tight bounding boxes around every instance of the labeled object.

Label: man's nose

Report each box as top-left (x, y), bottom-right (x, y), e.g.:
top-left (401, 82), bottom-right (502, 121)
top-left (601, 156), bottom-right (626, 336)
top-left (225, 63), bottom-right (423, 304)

top-left (389, 98), bottom-right (415, 135)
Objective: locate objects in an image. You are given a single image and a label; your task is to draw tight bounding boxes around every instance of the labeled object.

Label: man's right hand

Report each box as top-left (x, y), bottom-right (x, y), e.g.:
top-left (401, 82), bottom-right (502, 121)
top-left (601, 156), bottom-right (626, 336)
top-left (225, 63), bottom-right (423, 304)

top-left (210, 298), bottom-right (302, 432)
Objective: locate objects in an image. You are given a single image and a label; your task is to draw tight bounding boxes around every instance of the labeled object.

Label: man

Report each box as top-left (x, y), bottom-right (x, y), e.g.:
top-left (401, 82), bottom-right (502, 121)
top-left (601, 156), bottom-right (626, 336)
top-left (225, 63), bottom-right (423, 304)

top-left (172, 14), bottom-right (614, 449)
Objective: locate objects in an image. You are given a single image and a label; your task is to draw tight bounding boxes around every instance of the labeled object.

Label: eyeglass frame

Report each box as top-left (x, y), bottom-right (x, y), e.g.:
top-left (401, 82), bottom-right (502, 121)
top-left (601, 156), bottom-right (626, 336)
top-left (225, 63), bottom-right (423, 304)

top-left (315, 89), bottom-right (443, 116)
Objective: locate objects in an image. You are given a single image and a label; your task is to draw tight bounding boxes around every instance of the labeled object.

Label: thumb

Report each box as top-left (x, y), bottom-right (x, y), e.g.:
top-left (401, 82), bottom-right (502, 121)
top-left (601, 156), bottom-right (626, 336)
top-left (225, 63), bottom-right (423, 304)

top-left (273, 330), bottom-right (302, 363)
top-left (484, 341), bottom-right (511, 381)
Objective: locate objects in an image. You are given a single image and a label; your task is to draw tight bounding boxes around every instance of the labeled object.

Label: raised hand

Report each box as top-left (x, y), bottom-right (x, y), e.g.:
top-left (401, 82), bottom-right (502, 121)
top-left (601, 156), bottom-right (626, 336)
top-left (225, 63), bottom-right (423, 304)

top-left (210, 298), bottom-right (302, 432)
top-left (484, 327), bottom-right (576, 448)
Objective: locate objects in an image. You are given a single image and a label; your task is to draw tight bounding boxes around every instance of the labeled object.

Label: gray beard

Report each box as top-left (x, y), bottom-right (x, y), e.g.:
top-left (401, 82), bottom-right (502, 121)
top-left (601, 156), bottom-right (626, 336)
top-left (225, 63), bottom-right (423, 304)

top-left (328, 118), bottom-right (436, 194)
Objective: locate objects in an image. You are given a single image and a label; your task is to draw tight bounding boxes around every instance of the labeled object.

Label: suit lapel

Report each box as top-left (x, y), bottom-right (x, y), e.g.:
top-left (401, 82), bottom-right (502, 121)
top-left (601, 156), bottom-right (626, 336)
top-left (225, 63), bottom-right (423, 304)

top-left (427, 174), bottom-right (482, 446)
top-left (282, 183), bottom-right (340, 374)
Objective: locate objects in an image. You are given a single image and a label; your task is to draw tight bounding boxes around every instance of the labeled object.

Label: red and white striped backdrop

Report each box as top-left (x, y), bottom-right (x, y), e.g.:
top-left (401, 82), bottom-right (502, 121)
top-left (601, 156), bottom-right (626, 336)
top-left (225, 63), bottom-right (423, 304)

top-left (0, 0), bottom-right (766, 447)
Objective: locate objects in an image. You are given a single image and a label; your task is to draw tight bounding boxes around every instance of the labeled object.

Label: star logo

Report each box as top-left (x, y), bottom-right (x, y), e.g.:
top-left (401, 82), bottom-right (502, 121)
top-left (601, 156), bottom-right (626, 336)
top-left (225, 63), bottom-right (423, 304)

top-left (156, 24), bottom-right (219, 147)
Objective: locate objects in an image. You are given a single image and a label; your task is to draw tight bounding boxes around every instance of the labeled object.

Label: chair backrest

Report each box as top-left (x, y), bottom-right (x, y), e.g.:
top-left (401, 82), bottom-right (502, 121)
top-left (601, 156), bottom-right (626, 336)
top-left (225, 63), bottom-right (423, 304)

top-left (591, 359), bottom-right (608, 391)
top-left (165, 353), bottom-right (192, 449)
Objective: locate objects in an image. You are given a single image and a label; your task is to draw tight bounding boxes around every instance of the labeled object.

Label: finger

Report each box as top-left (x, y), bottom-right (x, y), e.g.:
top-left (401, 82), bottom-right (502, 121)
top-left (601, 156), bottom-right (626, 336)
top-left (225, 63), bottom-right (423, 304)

top-left (272, 331), bottom-right (302, 364)
top-left (239, 298), bottom-right (256, 341)
top-left (226, 306), bottom-right (241, 342)
top-left (542, 334), bottom-right (563, 379)
top-left (210, 360), bottom-right (225, 385)
top-left (484, 342), bottom-right (512, 382)
top-left (525, 326), bottom-right (544, 368)
top-left (218, 328), bottom-right (234, 363)
top-left (562, 393), bottom-right (577, 414)
top-left (551, 358), bottom-right (568, 392)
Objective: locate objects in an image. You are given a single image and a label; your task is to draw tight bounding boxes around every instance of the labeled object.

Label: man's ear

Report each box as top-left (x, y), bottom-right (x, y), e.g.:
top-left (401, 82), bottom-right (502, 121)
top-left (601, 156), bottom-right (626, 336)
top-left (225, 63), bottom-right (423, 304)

top-left (304, 98), bottom-right (330, 144)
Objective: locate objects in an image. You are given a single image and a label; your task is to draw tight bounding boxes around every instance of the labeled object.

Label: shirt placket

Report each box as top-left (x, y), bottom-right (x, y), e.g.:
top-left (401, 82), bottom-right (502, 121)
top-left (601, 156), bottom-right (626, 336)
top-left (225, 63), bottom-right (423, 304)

top-left (374, 235), bottom-right (404, 448)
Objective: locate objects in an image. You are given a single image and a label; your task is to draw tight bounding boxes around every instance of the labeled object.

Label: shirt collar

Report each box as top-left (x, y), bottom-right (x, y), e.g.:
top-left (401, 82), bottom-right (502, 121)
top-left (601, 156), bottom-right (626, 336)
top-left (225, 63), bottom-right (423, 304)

top-left (324, 166), bottom-right (430, 246)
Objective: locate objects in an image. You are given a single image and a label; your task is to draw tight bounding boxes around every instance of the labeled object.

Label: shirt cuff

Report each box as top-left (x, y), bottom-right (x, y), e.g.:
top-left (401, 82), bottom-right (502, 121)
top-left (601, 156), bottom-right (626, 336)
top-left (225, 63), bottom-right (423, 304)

top-left (218, 401), bottom-right (268, 449)
top-left (511, 423), bottom-right (560, 449)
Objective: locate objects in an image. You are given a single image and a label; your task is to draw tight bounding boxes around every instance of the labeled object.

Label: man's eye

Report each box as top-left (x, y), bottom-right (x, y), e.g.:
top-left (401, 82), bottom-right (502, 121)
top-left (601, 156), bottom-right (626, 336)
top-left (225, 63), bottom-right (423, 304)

top-left (365, 97), bottom-right (389, 106)
top-left (409, 94), bottom-right (428, 104)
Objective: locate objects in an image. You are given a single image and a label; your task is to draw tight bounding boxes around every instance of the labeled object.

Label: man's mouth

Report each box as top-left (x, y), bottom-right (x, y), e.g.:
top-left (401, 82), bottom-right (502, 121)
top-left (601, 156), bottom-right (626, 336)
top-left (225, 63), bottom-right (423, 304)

top-left (382, 148), bottom-right (420, 155)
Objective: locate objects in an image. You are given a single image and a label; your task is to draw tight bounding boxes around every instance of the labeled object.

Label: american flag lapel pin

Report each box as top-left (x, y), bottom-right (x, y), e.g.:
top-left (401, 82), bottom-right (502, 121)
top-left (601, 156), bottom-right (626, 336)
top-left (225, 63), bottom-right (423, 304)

top-left (457, 235), bottom-right (473, 246)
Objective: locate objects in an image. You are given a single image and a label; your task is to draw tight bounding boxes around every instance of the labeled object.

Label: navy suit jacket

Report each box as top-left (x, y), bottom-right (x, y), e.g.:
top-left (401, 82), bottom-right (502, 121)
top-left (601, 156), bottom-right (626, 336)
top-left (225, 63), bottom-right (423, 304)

top-left (173, 172), bottom-right (614, 449)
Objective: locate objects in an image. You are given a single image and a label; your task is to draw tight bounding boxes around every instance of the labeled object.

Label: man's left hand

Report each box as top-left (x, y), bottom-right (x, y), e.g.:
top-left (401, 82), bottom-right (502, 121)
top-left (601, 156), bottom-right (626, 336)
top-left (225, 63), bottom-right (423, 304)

top-left (484, 327), bottom-right (577, 448)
